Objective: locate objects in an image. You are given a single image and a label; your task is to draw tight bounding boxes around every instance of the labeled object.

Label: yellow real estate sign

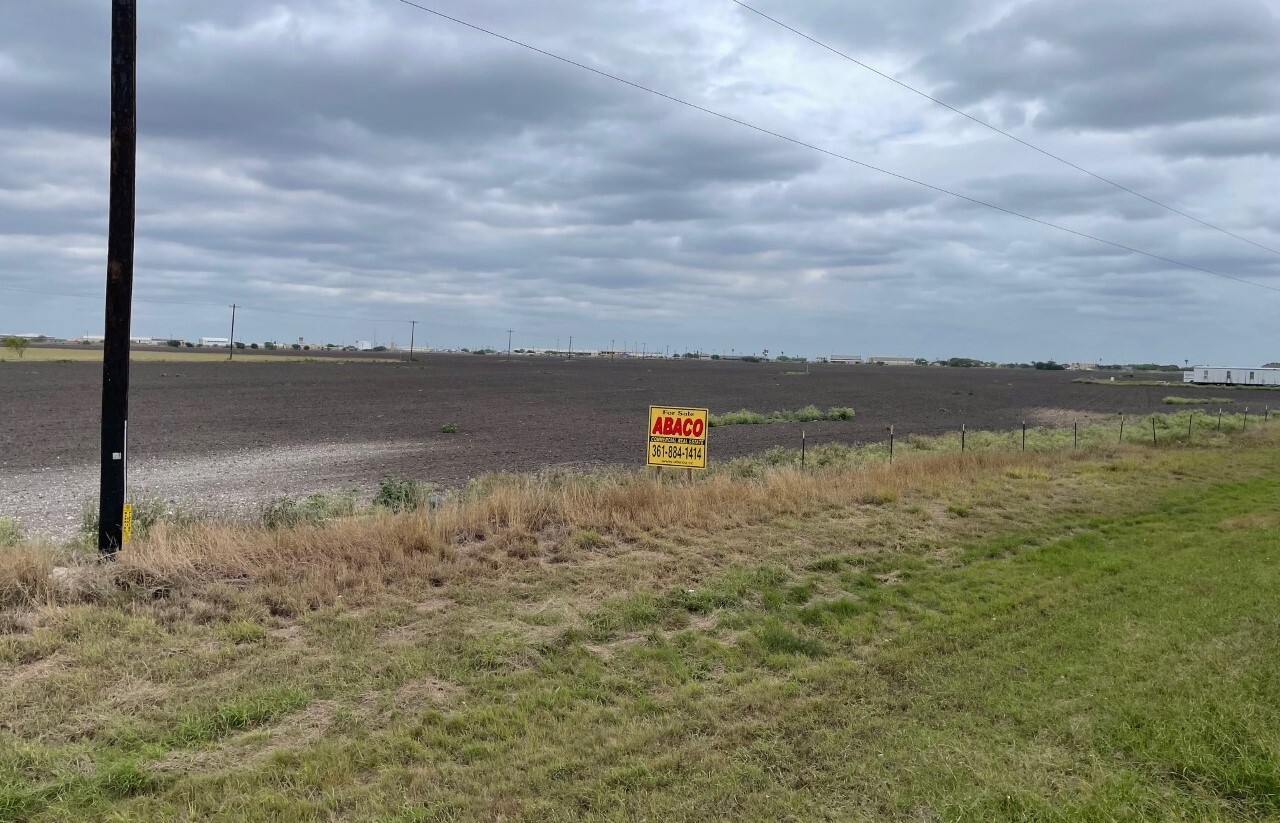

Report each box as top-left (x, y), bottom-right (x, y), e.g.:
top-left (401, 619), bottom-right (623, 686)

top-left (647, 406), bottom-right (709, 469)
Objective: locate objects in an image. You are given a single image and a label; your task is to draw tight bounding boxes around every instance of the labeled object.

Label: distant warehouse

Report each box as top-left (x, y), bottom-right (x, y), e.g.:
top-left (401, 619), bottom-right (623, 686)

top-left (869, 356), bottom-right (918, 366)
top-left (1186, 366), bottom-right (1280, 386)
top-left (830, 354), bottom-right (863, 364)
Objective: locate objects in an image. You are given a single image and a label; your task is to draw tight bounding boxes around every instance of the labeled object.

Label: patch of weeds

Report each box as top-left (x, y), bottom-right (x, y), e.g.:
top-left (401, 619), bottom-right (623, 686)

top-left (747, 618), bottom-right (826, 658)
top-left (709, 405), bottom-right (856, 427)
top-left (947, 504), bottom-right (972, 518)
top-left (859, 488), bottom-right (899, 505)
top-left (571, 528), bottom-right (608, 551)
top-left (260, 491), bottom-right (357, 529)
top-left (374, 477), bottom-right (433, 513)
top-left (221, 620), bottom-right (267, 645)
top-left (0, 517), bottom-right (22, 548)
top-left (96, 760), bottom-right (158, 798)
top-left (168, 687), bottom-right (308, 747)
top-left (441, 422), bottom-right (459, 434)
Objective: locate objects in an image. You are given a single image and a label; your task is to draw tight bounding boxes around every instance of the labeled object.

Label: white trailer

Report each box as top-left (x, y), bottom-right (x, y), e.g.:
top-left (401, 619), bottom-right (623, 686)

top-left (1185, 366), bottom-right (1280, 386)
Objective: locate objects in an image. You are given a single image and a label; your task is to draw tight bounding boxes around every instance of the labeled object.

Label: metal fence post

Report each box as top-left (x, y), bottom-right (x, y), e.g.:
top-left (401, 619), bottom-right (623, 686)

top-left (1119, 413), bottom-right (1125, 443)
top-left (889, 424), bottom-right (894, 465)
top-left (1021, 421), bottom-right (1027, 451)
top-left (961, 423), bottom-right (966, 453)
top-left (1073, 420), bottom-right (1078, 449)
top-left (1218, 408), bottom-right (1223, 431)
top-left (801, 429), bottom-right (806, 469)
top-left (1151, 415), bottom-right (1157, 446)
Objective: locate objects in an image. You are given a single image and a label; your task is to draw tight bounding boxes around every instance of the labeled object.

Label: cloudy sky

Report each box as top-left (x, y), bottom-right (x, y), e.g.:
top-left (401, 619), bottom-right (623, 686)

top-left (1, 0), bottom-right (1278, 362)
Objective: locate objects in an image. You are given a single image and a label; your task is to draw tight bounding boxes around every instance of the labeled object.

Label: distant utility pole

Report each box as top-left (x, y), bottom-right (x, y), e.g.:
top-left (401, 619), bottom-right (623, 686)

top-left (227, 303), bottom-right (237, 360)
top-left (568, 336), bottom-right (573, 358)
top-left (611, 338), bottom-right (615, 360)
top-left (506, 329), bottom-right (513, 361)
top-left (408, 320), bottom-right (417, 362)
top-left (98, 0), bottom-right (137, 556)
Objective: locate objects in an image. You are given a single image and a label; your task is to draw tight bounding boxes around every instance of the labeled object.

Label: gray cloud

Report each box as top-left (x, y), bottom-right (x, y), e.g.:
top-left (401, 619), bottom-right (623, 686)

top-left (1, 0), bottom-right (1279, 362)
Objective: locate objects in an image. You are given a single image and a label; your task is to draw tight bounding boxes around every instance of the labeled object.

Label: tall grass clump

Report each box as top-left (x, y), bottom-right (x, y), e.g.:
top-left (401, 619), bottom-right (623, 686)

top-left (373, 476), bottom-right (434, 513)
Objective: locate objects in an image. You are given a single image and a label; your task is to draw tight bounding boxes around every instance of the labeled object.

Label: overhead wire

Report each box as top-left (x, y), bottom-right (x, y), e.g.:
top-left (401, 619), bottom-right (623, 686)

top-left (387, 0), bottom-right (1280, 294)
top-left (729, 0), bottom-right (1280, 259)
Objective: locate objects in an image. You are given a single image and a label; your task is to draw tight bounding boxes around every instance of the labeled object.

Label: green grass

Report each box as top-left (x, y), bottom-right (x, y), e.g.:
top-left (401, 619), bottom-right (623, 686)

top-left (0, 518), bottom-right (21, 549)
top-left (709, 405), bottom-right (855, 427)
top-left (1164, 395), bottom-right (1234, 404)
top-left (3, 435), bottom-right (1280, 819)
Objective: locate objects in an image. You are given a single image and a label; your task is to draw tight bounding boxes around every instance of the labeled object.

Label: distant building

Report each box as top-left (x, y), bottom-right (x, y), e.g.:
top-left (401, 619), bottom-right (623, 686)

top-left (1186, 366), bottom-right (1280, 386)
top-left (1067, 362), bottom-right (1098, 371)
top-left (200, 337), bottom-right (231, 347)
top-left (830, 354), bottom-right (863, 364)
top-left (73, 335), bottom-right (106, 344)
top-left (356, 341), bottom-right (373, 351)
top-left (869, 356), bottom-right (917, 366)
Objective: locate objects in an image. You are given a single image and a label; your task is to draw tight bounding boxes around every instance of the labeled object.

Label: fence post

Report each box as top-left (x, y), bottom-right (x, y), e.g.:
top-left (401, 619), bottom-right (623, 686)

top-left (1021, 421), bottom-right (1027, 451)
top-left (961, 423), bottom-right (966, 453)
top-left (1218, 408), bottom-right (1223, 431)
top-left (801, 429), bottom-right (806, 469)
top-left (1151, 415), bottom-right (1157, 446)
top-left (1188, 411), bottom-right (1194, 441)
top-left (889, 424), bottom-right (894, 465)
top-left (1244, 408), bottom-right (1248, 431)
top-left (1073, 420), bottom-right (1078, 449)
top-left (1119, 413), bottom-right (1125, 443)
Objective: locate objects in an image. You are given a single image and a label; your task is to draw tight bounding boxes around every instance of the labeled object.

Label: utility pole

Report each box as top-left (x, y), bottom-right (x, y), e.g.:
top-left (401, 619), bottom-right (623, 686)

top-left (506, 329), bottom-right (513, 361)
top-left (227, 303), bottom-right (237, 360)
top-left (568, 336), bottom-right (573, 358)
top-left (98, 0), bottom-right (137, 556)
top-left (408, 320), bottom-right (417, 362)
top-left (611, 338), bottom-right (615, 360)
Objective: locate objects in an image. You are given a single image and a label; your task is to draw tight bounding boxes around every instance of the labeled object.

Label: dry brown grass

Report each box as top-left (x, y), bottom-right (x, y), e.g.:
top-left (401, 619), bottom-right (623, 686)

top-left (4, 449), bottom-right (1079, 614)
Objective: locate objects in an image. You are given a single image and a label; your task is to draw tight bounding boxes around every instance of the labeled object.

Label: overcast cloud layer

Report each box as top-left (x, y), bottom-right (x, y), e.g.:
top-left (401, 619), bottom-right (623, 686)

top-left (1, 0), bottom-right (1278, 362)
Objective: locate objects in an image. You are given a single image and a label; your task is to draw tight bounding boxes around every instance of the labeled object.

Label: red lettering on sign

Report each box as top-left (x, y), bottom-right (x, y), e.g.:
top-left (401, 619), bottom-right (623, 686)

top-left (662, 417), bottom-right (675, 435)
top-left (692, 419), bottom-right (704, 438)
top-left (651, 418), bottom-right (664, 435)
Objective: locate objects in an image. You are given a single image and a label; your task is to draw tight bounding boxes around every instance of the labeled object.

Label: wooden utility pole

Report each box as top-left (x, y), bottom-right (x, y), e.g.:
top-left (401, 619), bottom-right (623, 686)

top-left (408, 320), bottom-right (417, 361)
top-left (506, 329), bottom-right (513, 361)
top-left (98, 0), bottom-right (137, 555)
top-left (227, 303), bottom-right (237, 360)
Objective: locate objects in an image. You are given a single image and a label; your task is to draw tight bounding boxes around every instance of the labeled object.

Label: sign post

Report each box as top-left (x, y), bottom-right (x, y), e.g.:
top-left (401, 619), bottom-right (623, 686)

top-left (646, 406), bottom-right (709, 470)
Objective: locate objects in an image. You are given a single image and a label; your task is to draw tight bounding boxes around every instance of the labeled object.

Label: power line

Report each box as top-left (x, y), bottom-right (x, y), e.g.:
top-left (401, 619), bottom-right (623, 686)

top-left (388, 0), bottom-right (1280, 294)
top-left (730, 0), bottom-right (1280, 258)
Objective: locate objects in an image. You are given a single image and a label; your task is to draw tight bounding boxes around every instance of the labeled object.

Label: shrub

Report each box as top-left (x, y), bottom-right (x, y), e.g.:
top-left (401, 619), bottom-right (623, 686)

top-left (250, 343), bottom-right (259, 350)
top-left (374, 477), bottom-right (432, 513)
top-left (165, 339), bottom-right (182, 348)
top-left (828, 406), bottom-right (856, 420)
top-left (0, 517), bottom-right (22, 548)
top-left (234, 341), bottom-right (246, 349)
top-left (261, 492), bottom-right (357, 530)
top-left (441, 422), bottom-right (459, 434)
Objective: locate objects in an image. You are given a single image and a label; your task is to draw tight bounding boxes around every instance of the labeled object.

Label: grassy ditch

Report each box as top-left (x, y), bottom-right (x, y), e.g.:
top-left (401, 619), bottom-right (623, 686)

top-left (1, 422), bottom-right (1279, 820)
top-left (709, 405), bottom-right (855, 426)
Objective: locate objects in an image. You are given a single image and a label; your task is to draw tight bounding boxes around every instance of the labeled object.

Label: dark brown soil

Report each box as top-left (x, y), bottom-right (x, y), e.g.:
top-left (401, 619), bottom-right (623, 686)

top-left (2, 355), bottom-right (1262, 485)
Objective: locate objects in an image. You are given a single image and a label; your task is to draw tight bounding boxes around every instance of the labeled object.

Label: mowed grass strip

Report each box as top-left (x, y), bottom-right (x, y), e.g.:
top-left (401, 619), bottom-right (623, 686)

top-left (1, 434), bottom-right (1279, 819)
